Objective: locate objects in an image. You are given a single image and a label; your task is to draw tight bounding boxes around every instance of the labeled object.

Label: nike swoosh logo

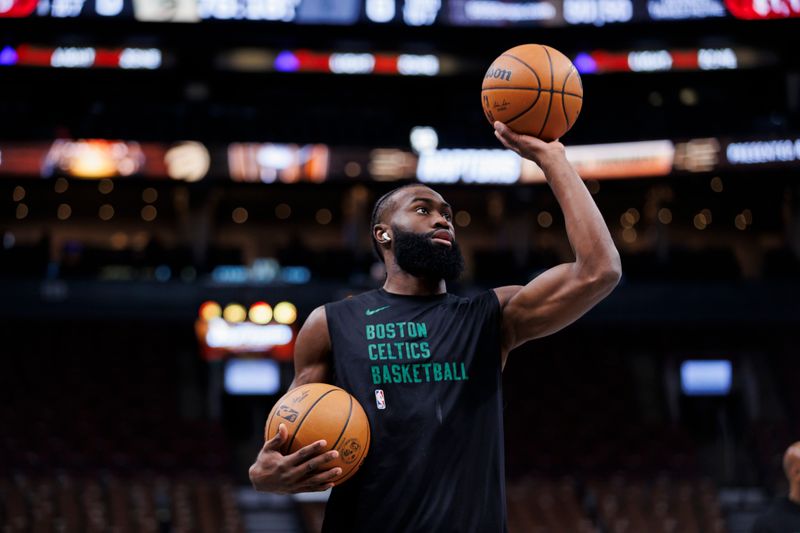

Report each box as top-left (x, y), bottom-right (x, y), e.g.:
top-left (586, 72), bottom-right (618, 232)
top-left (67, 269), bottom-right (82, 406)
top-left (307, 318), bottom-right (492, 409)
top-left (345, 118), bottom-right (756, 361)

top-left (365, 305), bottom-right (390, 316)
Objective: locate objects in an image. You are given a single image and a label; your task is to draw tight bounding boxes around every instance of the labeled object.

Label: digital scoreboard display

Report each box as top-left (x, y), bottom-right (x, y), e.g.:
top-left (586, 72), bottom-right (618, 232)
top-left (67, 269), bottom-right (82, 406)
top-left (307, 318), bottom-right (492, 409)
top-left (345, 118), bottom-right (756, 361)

top-left (3, 0), bottom-right (796, 24)
top-left (447, 0), bottom-right (562, 27)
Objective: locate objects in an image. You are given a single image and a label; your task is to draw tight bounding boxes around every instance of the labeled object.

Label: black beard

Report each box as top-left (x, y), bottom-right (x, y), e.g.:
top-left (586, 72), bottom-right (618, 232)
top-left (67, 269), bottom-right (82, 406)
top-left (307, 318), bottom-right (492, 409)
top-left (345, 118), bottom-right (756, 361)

top-left (391, 225), bottom-right (464, 281)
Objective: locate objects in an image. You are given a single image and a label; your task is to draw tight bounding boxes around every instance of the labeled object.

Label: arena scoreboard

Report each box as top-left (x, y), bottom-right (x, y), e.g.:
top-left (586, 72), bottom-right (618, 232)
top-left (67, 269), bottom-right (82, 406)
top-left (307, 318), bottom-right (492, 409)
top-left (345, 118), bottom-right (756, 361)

top-left (2, 0), bottom-right (797, 24)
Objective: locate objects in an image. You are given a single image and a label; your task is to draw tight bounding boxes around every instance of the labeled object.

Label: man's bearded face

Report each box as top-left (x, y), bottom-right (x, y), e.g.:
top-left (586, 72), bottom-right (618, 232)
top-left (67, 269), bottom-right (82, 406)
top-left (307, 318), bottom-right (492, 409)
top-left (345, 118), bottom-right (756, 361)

top-left (390, 225), bottom-right (464, 281)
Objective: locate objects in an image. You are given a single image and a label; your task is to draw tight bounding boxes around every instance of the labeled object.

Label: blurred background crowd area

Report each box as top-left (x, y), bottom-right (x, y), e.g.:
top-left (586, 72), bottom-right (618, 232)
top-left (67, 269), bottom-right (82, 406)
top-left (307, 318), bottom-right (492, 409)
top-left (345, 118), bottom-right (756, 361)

top-left (2, 0), bottom-right (800, 531)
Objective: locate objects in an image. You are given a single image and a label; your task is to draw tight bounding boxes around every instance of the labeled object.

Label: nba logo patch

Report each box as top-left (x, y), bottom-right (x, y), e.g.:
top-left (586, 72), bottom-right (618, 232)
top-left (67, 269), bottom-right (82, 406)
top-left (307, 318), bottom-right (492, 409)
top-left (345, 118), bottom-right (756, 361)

top-left (374, 389), bottom-right (386, 410)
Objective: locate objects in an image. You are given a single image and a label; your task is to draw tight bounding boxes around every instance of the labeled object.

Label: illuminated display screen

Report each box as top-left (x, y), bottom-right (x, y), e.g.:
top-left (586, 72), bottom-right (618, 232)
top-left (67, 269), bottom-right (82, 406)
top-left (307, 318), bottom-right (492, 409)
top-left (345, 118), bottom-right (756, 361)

top-left (447, 0), bottom-right (562, 26)
top-left (724, 0), bottom-right (800, 19)
top-left (7, 0), bottom-right (785, 24)
top-left (724, 139), bottom-right (800, 166)
top-left (3, 44), bottom-right (448, 75)
top-left (1, 136), bottom-right (799, 183)
top-left (563, 0), bottom-right (636, 25)
top-left (0, 45), bottom-right (164, 69)
top-left (228, 143), bottom-right (330, 183)
top-left (646, 0), bottom-right (725, 20)
top-left (4, 43), bottom-right (773, 78)
top-left (573, 47), bottom-right (771, 74)
top-left (0, 140), bottom-right (211, 181)
top-left (681, 360), bottom-right (732, 396)
top-left (218, 49), bottom-right (443, 76)
top-left (224, 358), bottom-right (281, 395)
top-left (195, 300), bottom-right (297, 361)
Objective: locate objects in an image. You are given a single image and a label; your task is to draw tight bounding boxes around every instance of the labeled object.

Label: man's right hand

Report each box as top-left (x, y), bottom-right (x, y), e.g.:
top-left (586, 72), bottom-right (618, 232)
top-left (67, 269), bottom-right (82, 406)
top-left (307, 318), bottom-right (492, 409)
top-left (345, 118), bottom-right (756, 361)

top-left (493, 121), bottom-right (566, 171)
top-left (248, 423), bottom-right (342, 494)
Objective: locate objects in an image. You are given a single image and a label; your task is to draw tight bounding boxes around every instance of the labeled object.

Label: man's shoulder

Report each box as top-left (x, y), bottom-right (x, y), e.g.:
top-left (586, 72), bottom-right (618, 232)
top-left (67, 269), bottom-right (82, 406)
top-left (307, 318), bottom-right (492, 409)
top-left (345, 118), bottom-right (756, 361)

top-left (455, 288), bottom-right (502, 310)
top-left (325, 289), bottom-right (382, 310)
top-left (433, 290), bottom-right (502, 328)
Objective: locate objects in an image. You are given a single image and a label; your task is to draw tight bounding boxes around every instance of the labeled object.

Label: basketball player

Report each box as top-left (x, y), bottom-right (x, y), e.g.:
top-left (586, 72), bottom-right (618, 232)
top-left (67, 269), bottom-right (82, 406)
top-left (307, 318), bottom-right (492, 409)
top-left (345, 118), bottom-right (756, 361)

top-left (752, 442), bottom-right (800, 533)
top-left (249, 122), bottom-right (622, 532)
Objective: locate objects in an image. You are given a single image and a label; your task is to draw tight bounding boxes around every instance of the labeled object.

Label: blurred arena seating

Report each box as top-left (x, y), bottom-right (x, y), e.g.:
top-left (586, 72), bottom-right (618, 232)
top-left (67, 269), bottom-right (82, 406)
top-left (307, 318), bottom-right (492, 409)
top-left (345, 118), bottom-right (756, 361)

top-left (0, 474), bottom-right (242, 533)
top-left (507, 477), bottom-right (594, 533)
top-left (0, 321), bottom-right (243, 532)
top-left (499, 333), bottom-right (729, 533)
top-left (3, 316), bottom-right (799, 532)
top-left (506, 475), bottom-right (726, 533)
top-left (589, 476), bottom-right (725, 533)
top-left (503, 338), bottom-right (695, 477)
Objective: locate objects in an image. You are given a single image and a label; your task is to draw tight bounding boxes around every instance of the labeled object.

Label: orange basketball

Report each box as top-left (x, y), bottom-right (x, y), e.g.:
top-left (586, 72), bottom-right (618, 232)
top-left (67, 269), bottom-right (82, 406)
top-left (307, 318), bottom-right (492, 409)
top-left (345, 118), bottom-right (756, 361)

top-left (265, 383), bottom-right (371, 485)
top-left (481, 44), bottom-right (583, 142)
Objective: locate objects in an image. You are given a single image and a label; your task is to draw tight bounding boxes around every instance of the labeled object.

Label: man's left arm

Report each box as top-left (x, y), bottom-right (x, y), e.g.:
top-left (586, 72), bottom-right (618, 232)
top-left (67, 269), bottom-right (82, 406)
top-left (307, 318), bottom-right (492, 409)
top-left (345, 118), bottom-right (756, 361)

top-left (492, 122), bottom-right (622, 361)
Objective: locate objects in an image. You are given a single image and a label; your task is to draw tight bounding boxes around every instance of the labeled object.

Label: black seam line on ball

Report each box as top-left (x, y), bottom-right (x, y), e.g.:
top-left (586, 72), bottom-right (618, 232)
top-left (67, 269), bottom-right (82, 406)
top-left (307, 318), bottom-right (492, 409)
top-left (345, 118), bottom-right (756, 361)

top-left (481, 87), bottom-right (583, 99)
top-left (331, 394), bottom-right (353, 451)
top-left (562, 67), bottom-right (575, 128)
top-left (344, 421), bottom-right (370, 482)
top-left (286, 388), bottom-right (340, 452)
top-left (536, 47), bottom-right (555, 139)
top-left (500, 53), bottom-right (545, 125)
top-left (501, 53), bottom-right (543, 90)
top-left (267, 406), bottom-right (277, 438)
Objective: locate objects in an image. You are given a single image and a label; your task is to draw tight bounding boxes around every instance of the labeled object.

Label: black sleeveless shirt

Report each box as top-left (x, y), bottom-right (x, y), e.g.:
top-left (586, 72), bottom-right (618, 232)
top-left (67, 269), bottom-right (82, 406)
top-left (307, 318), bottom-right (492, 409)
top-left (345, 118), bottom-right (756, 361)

top-left (322, 288), bottom-right (507, 533)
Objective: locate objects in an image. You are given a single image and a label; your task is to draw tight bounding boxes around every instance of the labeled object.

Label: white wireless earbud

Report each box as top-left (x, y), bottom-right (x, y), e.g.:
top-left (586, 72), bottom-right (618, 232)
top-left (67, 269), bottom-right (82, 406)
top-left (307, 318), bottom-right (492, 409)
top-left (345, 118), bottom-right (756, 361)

top-left (382, 232), bottom-right (391, 241)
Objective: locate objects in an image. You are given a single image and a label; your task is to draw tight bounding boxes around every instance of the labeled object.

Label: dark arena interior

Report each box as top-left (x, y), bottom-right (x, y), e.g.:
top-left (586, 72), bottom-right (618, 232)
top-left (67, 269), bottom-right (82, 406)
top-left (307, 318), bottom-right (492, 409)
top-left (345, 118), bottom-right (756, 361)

top-left (1, 1), bottom-right (800, 532)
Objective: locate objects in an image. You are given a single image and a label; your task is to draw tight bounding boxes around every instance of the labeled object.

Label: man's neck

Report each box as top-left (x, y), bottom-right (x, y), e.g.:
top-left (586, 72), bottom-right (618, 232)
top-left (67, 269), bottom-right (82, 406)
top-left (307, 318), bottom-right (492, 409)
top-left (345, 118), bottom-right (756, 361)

top-left (383, 270), bottom-right (446, 296)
